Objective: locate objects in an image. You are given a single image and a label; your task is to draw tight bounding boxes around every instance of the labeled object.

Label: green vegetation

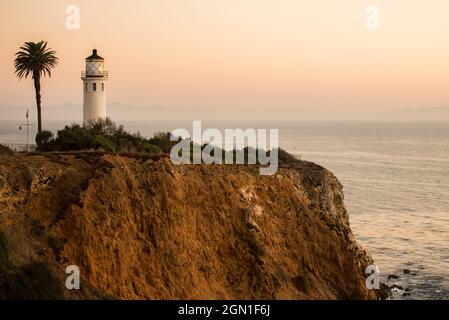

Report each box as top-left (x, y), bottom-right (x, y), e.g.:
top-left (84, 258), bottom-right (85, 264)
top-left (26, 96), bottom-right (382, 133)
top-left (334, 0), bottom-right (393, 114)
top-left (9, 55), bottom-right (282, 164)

top-left (278, 148), bottom-right (300, 166)
top-left (35, 130), bottom-right (54, 147)
top-left (92, 135), bottom-right (116, 152)
top-left (14, 41), bottom-right (58, 133)
top-left (37, 118), bottom-right (165, 155)
top-left (0, 144), bottom-right (14, 156)
top-left (178, 145), bottom-right (300, 166)
top-left (35, 118), bottom-right (300, 166)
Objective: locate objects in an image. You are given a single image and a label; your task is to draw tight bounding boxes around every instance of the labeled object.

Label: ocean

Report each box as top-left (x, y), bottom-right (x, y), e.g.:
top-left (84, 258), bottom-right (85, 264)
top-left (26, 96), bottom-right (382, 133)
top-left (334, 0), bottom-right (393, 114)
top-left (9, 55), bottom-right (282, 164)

top-left (1, 119), bottom-right (448, 300)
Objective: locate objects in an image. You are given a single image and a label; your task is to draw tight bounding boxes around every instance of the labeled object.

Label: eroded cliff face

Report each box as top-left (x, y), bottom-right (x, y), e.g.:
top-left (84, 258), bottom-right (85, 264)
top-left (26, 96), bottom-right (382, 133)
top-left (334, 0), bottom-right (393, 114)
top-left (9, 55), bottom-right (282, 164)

top-left (0, 153), bottom-right (381, 299)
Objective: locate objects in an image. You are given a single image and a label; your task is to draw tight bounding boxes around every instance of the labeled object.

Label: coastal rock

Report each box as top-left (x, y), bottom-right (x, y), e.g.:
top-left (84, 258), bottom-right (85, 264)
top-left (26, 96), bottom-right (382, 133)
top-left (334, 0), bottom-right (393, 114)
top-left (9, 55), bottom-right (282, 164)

top-left (390, 284), bottom-right (403, 291)
top-left (0, 153), bottom-right (384, 299)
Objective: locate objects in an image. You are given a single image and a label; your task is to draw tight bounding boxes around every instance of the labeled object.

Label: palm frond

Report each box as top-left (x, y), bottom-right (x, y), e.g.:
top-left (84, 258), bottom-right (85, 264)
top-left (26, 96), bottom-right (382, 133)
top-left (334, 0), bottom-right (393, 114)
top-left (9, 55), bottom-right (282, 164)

top-left (13, 41), bottom-right (59, 80)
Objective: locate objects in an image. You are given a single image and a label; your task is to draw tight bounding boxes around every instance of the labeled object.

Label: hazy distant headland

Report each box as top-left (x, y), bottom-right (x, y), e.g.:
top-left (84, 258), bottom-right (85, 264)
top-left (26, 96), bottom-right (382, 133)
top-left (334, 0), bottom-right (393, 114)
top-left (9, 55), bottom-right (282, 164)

top-left (2, 104), bottom-right (449, 122)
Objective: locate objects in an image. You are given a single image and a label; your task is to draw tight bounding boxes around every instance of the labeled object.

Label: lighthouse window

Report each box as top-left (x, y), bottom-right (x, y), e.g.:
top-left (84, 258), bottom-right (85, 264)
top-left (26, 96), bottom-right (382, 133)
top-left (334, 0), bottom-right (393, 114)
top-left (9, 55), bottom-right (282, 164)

top-left (93, 83), bottom-right (97, 91)
top-left (85, 83), bottom-right (88, 91)
top-left (102, 83), bottom-right (104, 91)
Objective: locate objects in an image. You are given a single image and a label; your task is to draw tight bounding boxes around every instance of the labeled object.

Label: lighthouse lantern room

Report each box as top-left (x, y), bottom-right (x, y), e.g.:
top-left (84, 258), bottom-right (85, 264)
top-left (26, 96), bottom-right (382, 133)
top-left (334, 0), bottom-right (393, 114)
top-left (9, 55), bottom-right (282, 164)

top-left (81, 49), bottom-right (108, 124)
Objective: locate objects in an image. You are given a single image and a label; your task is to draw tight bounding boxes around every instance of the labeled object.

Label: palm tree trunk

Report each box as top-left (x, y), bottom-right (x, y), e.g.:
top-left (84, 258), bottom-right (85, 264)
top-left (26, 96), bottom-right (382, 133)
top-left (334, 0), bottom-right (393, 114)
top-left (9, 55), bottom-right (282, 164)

top-left (33, 73), bottom-right (42, 133)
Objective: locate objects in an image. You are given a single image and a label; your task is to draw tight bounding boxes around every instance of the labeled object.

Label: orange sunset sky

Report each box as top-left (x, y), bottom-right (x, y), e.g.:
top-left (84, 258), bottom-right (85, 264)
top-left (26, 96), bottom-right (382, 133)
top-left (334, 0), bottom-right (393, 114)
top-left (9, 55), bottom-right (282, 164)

top-left (1, 0), bottom-right (449, 120)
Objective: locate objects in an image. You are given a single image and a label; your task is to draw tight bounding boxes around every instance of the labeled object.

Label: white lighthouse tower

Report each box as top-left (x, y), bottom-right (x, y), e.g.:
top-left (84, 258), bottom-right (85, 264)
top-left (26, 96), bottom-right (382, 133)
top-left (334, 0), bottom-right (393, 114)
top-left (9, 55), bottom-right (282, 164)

top-left (81, 49), bottom-right (108, 124)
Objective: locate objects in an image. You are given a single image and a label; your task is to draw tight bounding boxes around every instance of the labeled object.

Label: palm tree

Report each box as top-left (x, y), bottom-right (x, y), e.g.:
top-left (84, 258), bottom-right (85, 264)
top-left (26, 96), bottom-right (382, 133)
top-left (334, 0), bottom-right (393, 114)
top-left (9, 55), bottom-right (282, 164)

top-left (14, 41), bottom-right (58, 133)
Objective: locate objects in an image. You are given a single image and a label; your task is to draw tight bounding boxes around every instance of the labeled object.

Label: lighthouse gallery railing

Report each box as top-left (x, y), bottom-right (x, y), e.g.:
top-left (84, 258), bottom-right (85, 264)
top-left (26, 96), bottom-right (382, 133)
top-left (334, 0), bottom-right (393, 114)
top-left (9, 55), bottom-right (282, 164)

top-left (81, 71), bottom-right (108, 78)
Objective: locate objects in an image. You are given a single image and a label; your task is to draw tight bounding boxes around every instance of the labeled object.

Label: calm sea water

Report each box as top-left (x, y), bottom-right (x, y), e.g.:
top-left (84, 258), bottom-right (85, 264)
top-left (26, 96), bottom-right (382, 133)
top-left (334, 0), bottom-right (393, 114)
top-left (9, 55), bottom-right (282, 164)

top-left (1, 120), bottom-right (448, 300)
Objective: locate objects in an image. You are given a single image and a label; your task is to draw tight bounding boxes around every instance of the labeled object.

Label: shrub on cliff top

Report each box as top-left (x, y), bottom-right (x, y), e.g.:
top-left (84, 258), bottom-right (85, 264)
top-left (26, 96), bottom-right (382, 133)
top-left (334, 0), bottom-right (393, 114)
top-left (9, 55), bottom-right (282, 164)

top-left (143, 143), bottom-right (162, 154)
top-left (56, 124), bottom-right (94, 151)
top-left (34, 118), bottom-right (300, 165)
top-left (0, 144), bottom-right (14, 156)
top-left (92, 135), bottom-right (116, 152)
top-left (278, 148), bottom-right (299, 165)
top-left (148, 131), bottom-right (179, 154)
top-left (35, 130), bottom-right (54, 149)
top-left (36, 118), bottom-right (163, 156)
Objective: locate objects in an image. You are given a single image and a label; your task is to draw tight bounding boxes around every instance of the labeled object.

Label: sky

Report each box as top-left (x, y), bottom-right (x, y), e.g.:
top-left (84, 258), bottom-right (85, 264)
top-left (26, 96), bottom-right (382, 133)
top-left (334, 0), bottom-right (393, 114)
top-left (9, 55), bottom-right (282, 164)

top-left (2, 0), bottom-right (449, 121)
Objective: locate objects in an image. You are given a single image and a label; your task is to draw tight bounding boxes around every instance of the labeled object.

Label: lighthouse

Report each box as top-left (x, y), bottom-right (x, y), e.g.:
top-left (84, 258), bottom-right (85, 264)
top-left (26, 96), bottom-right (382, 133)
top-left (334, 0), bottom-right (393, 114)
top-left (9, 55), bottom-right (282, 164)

top-left (81, 49), bottom-right (108, 124)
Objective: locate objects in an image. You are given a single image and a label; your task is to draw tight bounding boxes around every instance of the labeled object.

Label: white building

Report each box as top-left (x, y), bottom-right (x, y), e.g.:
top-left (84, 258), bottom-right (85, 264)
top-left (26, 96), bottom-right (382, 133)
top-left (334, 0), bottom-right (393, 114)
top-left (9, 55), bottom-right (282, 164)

top-left (81, 49), bottom-right (108, 124)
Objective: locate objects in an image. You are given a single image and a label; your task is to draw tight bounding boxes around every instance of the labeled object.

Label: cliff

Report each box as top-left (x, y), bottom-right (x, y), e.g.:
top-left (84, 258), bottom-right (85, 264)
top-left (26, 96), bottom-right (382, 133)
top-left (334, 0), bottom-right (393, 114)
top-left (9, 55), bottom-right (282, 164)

top-left (0, 153), bottom-right (382, 299)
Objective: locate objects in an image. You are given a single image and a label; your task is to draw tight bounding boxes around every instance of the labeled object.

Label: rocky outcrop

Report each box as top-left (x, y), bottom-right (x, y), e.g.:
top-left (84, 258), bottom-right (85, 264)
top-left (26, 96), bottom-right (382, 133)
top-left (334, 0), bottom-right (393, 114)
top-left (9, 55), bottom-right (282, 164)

top-left (0, 153), bottom-right (383, 299)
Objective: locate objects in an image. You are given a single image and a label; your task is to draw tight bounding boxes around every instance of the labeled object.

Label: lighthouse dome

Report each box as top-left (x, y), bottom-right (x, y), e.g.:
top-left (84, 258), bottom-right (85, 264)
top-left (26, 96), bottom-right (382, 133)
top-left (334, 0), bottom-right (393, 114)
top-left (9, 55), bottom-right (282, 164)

top-left (86, 49), bottom-right (104, 61)
top-left (85, 49), bottom-right (105, 77)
